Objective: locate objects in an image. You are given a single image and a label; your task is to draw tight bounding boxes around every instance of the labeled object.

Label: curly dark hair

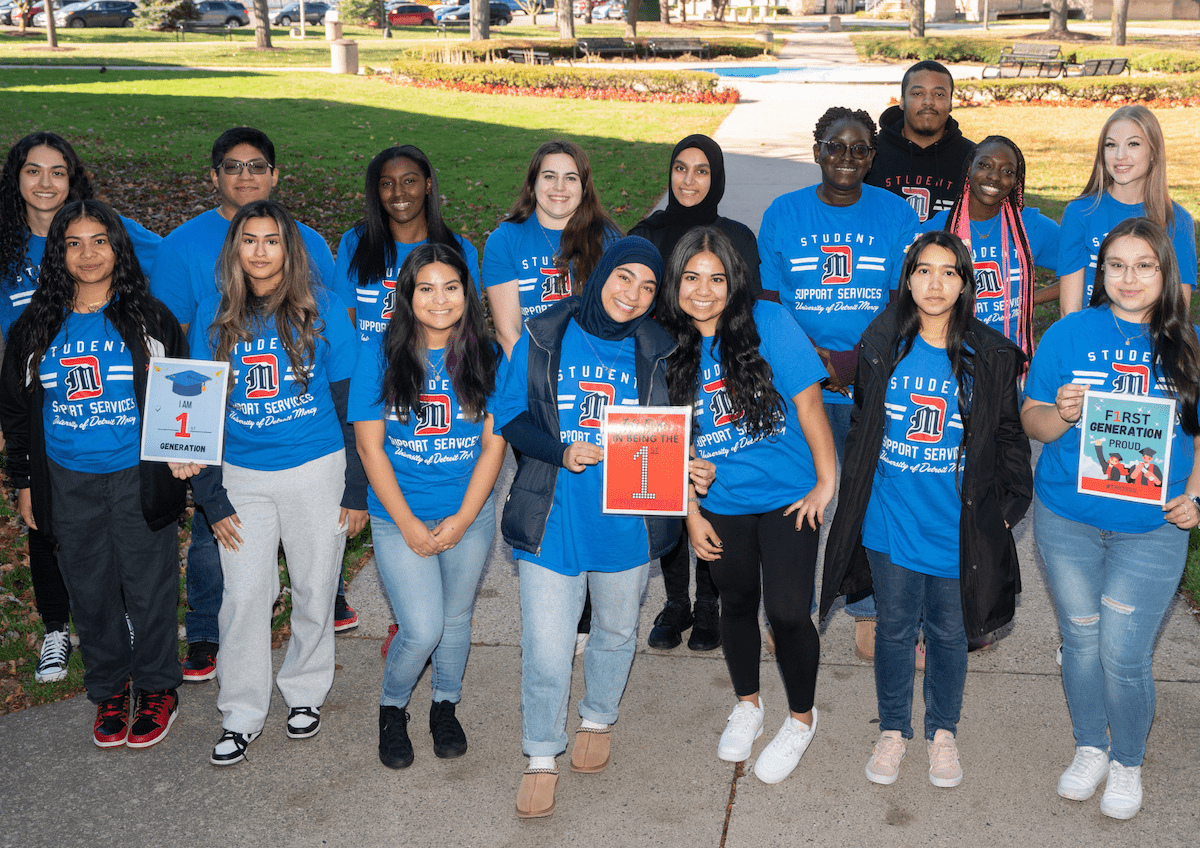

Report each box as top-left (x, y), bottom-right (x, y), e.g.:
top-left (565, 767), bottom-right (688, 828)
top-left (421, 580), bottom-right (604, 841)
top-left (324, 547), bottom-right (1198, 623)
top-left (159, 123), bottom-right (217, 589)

top-left (1, 132), bottom-right (94, 292)
top-left (658, 226), bottom-right (784, 440)
top-left (813, 107), bottom-right (878, 149)
top-left (378, 243), bottom-right (497, 424)
top-left (10, 200), bottom-right (152, 388)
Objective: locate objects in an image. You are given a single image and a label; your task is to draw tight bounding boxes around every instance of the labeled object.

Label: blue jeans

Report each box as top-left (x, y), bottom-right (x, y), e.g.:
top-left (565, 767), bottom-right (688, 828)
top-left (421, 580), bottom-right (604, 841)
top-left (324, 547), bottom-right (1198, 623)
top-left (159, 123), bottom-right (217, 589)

top-left (868, 548), bottom-right (966, 741)
top-left (185, 506), bottom-right (223, 644)
top-left (373, 496), bottom-right (496, 708)
top-left (518, 560), bottom-right (649, 758)
top-left (824, 401), bottom-right (876, 619)
top-left (1033, 497), bottom-right (1187, 767)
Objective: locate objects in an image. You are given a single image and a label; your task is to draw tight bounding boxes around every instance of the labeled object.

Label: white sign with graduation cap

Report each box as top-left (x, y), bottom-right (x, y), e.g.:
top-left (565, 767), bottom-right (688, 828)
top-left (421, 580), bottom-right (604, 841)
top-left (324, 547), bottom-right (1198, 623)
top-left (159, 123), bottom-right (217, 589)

top-left (140, 357), bottom-right (230, 465)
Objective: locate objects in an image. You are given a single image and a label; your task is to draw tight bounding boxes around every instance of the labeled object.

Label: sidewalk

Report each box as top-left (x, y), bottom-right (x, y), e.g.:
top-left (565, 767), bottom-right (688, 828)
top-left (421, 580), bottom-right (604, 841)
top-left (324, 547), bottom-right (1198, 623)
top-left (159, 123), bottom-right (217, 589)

top-left (4, 52), bottom-right (1200, 848)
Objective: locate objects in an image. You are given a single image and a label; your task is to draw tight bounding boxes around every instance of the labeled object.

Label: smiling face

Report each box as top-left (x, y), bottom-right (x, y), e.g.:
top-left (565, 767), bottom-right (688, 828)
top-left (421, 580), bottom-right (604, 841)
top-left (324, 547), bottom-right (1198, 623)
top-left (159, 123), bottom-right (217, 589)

top-left (411, 261), bottom-right (465, 346)
top-left (901, 70), bottom-right (953, 145)
top-left (378, 156), bottom-right (430, 236)
top-left (670, 147), bottom-right (712, 209)
top-left (967, 141), bottom-right (1019, 220)
top-left (212, 142), bottom-right (278, 219)
top-left (815, 118), bottom-right (874, 205)
top-left (237, 216), bottom-right (286, 295)
top-left (1102, 234), bottom-right (1162, 323)
top-left (1103, 118), bottom-right (1152, 196)
top-left (533, 152), bottom-right (584, 228)
top-left (677, 250), bottom-right (728, 337)
top-left (63, 216), bottom-right (115, 292)
top-left (20, 144), bottom-right (70, 222)
top-left (907, 243), bottom-right (966, 329)
top-left (600, 262), bottom-right (657, 323)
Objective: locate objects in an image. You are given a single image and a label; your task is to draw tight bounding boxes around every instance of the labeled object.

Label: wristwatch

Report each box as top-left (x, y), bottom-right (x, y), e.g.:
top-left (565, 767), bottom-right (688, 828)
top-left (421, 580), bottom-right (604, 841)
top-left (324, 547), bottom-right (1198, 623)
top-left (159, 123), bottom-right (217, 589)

top-left (1189, 493), bottom-right (1200, 513)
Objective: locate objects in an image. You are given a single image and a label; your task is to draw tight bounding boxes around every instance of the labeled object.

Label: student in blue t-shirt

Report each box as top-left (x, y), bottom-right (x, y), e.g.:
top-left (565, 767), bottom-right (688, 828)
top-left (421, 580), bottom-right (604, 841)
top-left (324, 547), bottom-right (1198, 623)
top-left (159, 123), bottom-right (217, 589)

top-left (823, 231), bottom-right (1031, 792)
top-left (1057, 105), bottom-right (1196, 314)
top-left (926, 136), bottom-right (1060, 361)
top-left (350, 244), bottom-right (505, 771)
top-left (1023, 218), bottom-right (1200, 820)
top-left (657, 227), bottom-right (836, 787)
top-left (332, 145), bottom-right (480, 347)
top-left (0, 201), bottom-right (188, 750)
top-left (173, 200), bottom-right (367, 767)
top-left (0, 131), bottom-right (161, 688)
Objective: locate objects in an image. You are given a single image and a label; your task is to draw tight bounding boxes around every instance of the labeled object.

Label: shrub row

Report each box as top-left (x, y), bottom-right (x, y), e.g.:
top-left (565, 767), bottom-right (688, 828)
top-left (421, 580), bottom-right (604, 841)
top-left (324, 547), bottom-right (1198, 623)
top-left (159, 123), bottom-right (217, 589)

top-left (954, 73), bottom-right (1200, 105)
top-left (398, 36), bottom-right (773, 63)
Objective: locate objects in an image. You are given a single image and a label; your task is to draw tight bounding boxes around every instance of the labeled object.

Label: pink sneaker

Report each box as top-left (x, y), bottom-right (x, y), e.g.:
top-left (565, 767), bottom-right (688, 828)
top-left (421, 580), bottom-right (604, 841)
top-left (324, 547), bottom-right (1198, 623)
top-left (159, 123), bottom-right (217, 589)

top-left (927, 729), bottom-right (962, 787)
top-left (865, 730), bottom-right (906, 785)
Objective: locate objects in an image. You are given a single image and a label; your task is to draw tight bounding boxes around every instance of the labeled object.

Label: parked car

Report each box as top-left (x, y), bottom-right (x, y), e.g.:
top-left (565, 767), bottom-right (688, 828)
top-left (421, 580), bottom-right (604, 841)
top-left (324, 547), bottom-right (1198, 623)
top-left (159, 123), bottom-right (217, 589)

top-left (495, 0), bottom-right (545, 11)
top-left (438, 2), bottom-right (511, 24)
top-left (593, 0), bottom-right (621, 17)
top-left (193, 0), bottom-right (250, 26)
top-left (572, 0), bottom-right (591, 17)
top-left (7, 0), bottom-right (64, 25)
top-left (272, 1), bottom-right (330, 25)
top-left (33, 0), bottom-right (135, 27)
top-left (386, 2), bottom-right (434, 25)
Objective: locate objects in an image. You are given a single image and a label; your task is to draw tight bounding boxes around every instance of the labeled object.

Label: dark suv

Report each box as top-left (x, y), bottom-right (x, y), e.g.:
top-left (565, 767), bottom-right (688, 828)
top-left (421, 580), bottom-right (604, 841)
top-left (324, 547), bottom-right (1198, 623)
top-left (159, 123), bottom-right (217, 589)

top-left (272, 1), bottom-right (331, 25)
top-left (438, 2), bottom-right (512, 25)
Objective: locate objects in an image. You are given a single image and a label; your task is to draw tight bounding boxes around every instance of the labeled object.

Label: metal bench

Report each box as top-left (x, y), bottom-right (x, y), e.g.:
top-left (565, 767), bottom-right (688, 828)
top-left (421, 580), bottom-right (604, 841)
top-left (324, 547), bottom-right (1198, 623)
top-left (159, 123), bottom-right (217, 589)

top-left (575, 36), bottom-right (636, 61)
top-left (982, 42), bottom-right (1066, 79)
top-left (176, 21), bottom-right (235, 40)
top-left (1066, 57), bottom-right (1130, 77)
top-left (644, 37), bottom-right (710, 60)
top-left (508, 47), bottom-right (553, 64)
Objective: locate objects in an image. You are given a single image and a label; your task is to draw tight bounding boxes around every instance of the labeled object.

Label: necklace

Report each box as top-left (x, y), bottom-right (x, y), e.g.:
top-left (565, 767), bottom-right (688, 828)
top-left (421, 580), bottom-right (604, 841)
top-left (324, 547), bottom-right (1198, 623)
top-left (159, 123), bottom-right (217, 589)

top-left (579, 328), bottom-right (630, 376)
top-left (74, 297), bottom-right (109, 313)
top-left (1111, 309), bottom-right (1145, 346)
top-left (425, 349), bottom-right (447, 383)
top-left (974, 215), bottom-right (999, 241)
top-left (536, 219), bottom-right (561, 257)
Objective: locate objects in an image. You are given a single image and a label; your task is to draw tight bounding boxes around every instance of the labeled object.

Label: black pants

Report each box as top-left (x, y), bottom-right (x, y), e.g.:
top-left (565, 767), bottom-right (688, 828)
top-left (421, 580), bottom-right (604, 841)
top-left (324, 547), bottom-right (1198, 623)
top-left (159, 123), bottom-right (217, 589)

top-left (29, 527), bottom-right (70, 629)
top-left (704, 504), bottom-right (819, 714)
top-left (48, 460), bottom-right (182, 702)
top-left (659, 533), bottom-right (718, 605)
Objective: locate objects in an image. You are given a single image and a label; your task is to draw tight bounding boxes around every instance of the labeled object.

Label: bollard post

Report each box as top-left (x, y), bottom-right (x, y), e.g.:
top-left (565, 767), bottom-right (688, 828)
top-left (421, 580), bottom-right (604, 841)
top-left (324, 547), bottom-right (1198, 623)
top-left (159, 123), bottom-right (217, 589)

top-left (331, 39), bottom-right (359, 74)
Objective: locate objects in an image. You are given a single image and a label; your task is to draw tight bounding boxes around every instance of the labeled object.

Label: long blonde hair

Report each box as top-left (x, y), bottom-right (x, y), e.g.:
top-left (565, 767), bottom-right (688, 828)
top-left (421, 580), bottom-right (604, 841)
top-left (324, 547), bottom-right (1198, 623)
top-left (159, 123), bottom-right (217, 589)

top-left (1079, 105), bottom-right (1174, 231)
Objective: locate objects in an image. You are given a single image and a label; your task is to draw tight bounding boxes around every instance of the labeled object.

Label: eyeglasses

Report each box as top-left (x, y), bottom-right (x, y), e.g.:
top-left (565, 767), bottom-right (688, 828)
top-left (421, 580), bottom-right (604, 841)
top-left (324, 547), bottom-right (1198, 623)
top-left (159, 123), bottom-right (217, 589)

top-left (1102, 260), bottom-right (1160, 279)
top-left (219, 159), bottom-right (274, 176)
top-left (818, 140), bottom-right (875, 160)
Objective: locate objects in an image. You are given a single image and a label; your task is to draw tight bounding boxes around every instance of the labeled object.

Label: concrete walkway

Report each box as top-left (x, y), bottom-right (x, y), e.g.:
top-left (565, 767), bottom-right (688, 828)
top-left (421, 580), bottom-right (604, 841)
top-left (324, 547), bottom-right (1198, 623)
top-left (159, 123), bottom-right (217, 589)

top-left (4, 46), bottom-right (1200, 848)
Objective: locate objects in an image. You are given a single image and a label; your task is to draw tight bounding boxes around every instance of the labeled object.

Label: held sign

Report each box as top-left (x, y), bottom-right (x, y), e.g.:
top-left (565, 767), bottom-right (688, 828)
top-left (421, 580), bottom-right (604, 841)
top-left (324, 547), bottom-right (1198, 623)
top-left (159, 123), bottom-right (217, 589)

top-left (140, 357), bottom-right (230, 465)
top-left (602, 406), bottom-right (691, 516)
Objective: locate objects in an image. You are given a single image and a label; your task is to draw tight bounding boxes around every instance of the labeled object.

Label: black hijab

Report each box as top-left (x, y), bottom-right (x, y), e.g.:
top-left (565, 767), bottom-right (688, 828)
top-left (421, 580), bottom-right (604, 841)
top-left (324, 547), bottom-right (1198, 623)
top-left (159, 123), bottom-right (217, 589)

top-left (575, 235), bottom-right (664, 342)
top-left (634, 135), bottom-right (726, 253)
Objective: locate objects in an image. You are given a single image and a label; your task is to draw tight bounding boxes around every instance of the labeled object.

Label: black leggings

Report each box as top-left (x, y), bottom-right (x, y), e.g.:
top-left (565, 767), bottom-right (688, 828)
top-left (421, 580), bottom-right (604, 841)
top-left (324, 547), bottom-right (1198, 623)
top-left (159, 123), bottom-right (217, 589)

top-left (30, 527), bottom-right (70, 629)
top-left (704, 504), bottom-right (820, 714)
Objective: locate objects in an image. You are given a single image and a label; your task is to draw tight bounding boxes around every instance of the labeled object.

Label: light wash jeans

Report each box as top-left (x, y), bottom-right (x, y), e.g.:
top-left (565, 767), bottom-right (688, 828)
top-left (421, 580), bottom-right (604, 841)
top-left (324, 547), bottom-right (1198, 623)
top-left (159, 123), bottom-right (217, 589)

top-left (1033, 497), bottom-right (1187, 767)
top-left (868, 548), bottom-right (967, 741)
top-left (373, 495), bottom-right (496, 708)
top-left (518, 560), bottom-right (649, 757)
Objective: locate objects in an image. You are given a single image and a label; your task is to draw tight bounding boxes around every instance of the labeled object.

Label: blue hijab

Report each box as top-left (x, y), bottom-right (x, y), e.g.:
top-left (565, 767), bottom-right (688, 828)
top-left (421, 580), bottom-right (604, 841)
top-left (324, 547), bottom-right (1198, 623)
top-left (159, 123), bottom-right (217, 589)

top-left (575, 235), bottom-right (664, 342)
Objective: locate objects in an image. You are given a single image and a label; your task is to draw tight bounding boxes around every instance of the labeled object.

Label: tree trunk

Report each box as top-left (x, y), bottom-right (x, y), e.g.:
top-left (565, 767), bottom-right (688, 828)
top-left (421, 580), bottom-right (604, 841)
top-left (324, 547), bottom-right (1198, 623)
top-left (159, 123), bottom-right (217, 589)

top-left (659, 0), bottom-right (668, 23)
top-left (17, 1), bottom-right (27, 33)
top-left (624, 0), bottom-right (639, 35)
top-left (909, 0), bottom-right (925, 37)
top-left (45, 2), bottom-right (57, 47)
top-left (253, 0), bottom-right (272, 47)
top-left (1111, 0), bottom-right (1128, 45)
top-left (470, 0), bottom-right (489, 39)
top-left (1047, 0), bottom-right (1069, 35)
top-left (557, 0), bottom-right (574, 37)
top-left (380, 0), bottom-right (392, 36)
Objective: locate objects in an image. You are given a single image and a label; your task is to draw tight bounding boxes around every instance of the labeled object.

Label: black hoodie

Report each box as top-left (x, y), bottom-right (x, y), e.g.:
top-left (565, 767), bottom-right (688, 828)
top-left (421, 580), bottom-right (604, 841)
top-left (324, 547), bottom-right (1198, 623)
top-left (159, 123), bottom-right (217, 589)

top-left (865, 104), bottom-right (975, 224)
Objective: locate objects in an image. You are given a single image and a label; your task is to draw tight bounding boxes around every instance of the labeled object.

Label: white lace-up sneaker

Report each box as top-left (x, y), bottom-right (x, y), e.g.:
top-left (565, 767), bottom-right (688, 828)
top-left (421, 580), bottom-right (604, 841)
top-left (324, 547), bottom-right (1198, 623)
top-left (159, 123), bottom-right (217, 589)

top-left (35, 627), bottom-right (71, 683)
top-left (926, 729), bottom-right (963, 787)
top-left (717, 698), bottom-right (764, 762)
top-left (1057, 746), bottom-right (1110, 801)
top-left (753, 709), bottom-right (817, 784)
top-left (1100, 761), bottom-right (1143, 820)
top-left (865, 730), bottom-right (906, 785)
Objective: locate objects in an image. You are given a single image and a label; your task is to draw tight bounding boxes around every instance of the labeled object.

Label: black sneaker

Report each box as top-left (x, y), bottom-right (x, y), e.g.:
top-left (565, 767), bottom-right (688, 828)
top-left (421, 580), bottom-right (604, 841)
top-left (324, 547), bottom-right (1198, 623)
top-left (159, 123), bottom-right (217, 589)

top-left (334, 595), bottom-right (359, 632)
top-left (647, 599), bottom-right (693, 650)
top-left (127, 688), bottom-right (179, 748)
top-left (379, 705), bottom-right (414, 769)
top-left (93, 682), bottom-right (131, 748)
top-left (430, 700), bottom-right (467, 759)
top-left (688, 600), bottom-right (722, 652)
top-left (182, 641), bottom-right (218, 682)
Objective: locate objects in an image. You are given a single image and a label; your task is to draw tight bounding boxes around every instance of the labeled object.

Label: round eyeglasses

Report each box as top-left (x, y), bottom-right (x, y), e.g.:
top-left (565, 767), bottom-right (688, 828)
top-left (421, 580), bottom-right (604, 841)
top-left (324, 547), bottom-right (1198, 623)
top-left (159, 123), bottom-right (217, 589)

top-left (818, 140), bottom-right (875, 161)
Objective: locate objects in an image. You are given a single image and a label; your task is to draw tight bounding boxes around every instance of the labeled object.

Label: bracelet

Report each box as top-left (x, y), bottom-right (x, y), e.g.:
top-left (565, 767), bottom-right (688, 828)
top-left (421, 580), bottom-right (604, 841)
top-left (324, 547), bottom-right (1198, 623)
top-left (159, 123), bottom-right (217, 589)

top-left (687, 496), bottom-right (700, 503)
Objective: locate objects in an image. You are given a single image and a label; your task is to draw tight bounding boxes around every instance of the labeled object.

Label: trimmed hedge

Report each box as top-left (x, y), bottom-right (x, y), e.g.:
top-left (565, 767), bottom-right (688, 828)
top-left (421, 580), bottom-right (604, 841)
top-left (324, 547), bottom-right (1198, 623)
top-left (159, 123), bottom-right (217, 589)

top-left (389, 59), bottom-right (725, 95)
top-left (398, 36), bottom-right (774, 63)
top-left (954, 72), bottom-right (1200, 105)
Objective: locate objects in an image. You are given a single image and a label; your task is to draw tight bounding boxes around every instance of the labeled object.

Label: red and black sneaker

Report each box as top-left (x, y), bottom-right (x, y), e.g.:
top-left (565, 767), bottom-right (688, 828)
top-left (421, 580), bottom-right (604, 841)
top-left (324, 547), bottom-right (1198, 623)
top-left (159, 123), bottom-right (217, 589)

top-left (127, 688), bottom-right (178, 748)
top-left (334, 595), bottom-right (359, 633)
top-left (182, 641), bottom-right (218, 682)
top-left (93, 682), bottom-right (131, 748)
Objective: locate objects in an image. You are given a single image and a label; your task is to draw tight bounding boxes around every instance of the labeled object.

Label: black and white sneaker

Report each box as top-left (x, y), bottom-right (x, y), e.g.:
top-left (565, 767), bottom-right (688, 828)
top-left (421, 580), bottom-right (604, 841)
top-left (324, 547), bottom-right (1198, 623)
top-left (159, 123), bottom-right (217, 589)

top-left (210, 729), bottom-right (261, 766)
top-left (35, 626), bottom-right (71, 683)
top-left (286, 706), bottom-right (321, 739)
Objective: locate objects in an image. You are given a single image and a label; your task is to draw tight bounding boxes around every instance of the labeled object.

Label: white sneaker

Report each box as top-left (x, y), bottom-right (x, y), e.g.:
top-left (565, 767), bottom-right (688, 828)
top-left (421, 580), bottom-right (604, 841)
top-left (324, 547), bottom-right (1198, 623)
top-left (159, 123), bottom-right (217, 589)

top-left (717, 698), bottom-right (764, 762)
top-left (753, 709), bottom-right (817, 784)
top-left (35, 627), bottom-right (71, 683)
top-left (1100, 761), bottom-right (1143, 820)
top-left (1057, 746), bottom-right (1110, 801)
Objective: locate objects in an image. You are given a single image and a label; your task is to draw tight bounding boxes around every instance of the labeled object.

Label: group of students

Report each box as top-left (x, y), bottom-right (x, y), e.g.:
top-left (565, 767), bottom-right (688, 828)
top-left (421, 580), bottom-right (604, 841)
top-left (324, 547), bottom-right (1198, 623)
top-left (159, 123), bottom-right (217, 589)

top-left (0, 58), bottom-right (1196, 823)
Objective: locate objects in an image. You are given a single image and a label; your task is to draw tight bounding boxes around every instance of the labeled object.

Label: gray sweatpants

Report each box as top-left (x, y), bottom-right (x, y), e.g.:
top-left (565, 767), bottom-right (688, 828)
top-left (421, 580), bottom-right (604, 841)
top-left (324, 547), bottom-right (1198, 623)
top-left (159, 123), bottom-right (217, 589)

top-left (215, 450), bottom-right (348, 735)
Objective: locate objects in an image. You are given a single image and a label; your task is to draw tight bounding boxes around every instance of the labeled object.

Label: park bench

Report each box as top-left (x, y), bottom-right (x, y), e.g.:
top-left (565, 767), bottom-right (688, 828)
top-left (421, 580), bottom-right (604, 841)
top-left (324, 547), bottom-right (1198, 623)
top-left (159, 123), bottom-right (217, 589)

top-left (644, 37), bottom-right (710, 60)
top-left (175, 21), bottom-right (235, 40)
top-left (574, 36), bottom-right (636, 61)
top-left (1065, 57), bottom-right (1130, 77)
top-left (436, 20), bottom-right (470, 34)
top-left (982, 42), bottom-right (1066, 79)
top-left (508, 47), bottom-right (553, 64)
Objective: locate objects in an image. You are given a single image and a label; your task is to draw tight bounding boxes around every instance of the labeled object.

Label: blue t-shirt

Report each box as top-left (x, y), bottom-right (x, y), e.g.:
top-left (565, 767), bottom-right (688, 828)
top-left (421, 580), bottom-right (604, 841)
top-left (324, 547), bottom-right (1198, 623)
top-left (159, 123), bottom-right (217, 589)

top-left (1026, 305), bottom-right (1198, 533)
top-left (482, 218), bottom-right (618, 324)
top-left (348, 340), bottom-right (491, 522)
top-left (1057, 194), bottom-right (1197, 310)
top-left (1, 217), bottom-right (161, 340)
top-left (924, 207), bottom-right (1060, 349)
top-left (150, 208), bottom-right (338, 327)
top-left (331, 226), bottom-right (480, 346)
top-left (189, 288), bottom-right (357, 471)
top-left (40, 311), bottom-right (140, 474)
top-left (492, 322), bottom-right (649, 575)
top-left (758, 185), bottom-right (919, 405)
top-left (862, 336), bottom-right (964, 578)
top-left (691, 301), bottom-right (827, 515)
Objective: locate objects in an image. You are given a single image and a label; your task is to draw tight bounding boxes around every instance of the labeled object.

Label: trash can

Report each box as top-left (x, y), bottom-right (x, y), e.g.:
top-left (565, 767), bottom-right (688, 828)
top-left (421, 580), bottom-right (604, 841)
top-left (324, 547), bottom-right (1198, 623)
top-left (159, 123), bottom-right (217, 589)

top-left (325, 9), bottom-right (342, 40)
top-left (829, 14), bottom-right (841, 31)
top-left (331, 39), bottom-right (358, 74)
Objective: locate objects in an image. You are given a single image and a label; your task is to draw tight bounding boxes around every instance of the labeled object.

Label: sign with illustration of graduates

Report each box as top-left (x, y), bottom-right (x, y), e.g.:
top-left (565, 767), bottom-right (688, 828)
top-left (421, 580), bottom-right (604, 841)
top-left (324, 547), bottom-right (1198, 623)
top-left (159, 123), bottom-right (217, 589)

top-left (602, 406), bottom-right (691, 516)
top-left (140, 357), bottom-right (230, 465)
top-left (1077, 389), bottom-right (1176, 506)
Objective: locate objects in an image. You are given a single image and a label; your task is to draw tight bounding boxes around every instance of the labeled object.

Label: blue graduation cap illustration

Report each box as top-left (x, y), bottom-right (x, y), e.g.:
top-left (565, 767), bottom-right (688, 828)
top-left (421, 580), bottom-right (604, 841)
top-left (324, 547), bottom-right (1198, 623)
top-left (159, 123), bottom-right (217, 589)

top-left (165, 369), bottom-right (212, 397)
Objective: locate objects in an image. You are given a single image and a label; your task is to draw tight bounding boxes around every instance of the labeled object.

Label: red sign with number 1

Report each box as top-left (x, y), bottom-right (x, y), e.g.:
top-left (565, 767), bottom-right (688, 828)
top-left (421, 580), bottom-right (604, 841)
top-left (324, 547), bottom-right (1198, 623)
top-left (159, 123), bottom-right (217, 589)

top-left (602, 406), bottom-right (691, 516)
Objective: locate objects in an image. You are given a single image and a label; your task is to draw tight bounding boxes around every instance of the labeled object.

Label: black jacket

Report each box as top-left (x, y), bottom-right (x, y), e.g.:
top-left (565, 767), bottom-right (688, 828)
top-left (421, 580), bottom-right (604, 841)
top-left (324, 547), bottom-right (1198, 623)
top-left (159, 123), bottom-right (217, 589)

top-left (630, 214), bottom-right (762, 296)
top-left (819, 305), bottom-right (1033, 639)
top-left (500, 298), bottom-right (681, 560)
top-left (865, 105), bottom-right (975, 224)
top-left (0, 298), bottom-right (189, 542)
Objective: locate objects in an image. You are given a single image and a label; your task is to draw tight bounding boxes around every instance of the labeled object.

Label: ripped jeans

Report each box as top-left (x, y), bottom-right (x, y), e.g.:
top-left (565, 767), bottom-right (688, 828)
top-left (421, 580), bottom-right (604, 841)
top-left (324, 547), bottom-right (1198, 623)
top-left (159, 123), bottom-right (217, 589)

top-left (1033, 497), bottom-right (1187, 767)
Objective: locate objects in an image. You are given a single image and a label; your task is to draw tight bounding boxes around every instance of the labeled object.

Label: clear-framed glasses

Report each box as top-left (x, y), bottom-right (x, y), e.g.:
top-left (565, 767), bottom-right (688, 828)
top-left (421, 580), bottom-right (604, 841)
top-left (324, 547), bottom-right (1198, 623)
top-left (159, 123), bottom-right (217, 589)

top-left (1102, 259), bottom-right (1160, 279)
top-left (818, 140), bottom-right (874, 160)
top-left (219, 159), bottom-right (274, 176)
